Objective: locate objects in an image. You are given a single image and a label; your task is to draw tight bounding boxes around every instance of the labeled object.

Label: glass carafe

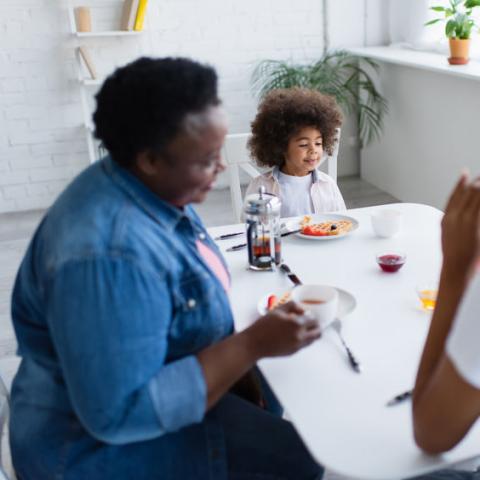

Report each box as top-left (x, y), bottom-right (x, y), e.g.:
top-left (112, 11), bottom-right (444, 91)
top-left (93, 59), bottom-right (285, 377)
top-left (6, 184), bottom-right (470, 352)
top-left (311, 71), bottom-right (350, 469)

top-left (243, 186), bottom-right (282, 271)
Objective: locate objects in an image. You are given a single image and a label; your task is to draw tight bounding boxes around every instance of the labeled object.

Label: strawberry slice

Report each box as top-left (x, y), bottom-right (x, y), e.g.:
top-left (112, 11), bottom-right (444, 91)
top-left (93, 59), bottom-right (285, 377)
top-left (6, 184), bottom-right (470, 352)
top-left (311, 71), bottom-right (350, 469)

top-left (267, 295), bottom-right (277, 310)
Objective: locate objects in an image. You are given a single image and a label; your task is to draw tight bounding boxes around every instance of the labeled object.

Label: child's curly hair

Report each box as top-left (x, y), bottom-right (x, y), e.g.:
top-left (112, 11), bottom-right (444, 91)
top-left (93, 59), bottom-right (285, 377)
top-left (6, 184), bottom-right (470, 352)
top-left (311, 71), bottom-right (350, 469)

top-left (248, 88), bottom-right (343, 168)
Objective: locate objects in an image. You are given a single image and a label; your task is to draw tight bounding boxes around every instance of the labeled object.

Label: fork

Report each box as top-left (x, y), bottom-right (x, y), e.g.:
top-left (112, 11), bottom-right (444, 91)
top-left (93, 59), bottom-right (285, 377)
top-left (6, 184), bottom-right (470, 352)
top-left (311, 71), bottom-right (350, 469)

top-left (279, 264), bottom-right (361, 374)
top-left (331, 319), bottom-right (361, 373)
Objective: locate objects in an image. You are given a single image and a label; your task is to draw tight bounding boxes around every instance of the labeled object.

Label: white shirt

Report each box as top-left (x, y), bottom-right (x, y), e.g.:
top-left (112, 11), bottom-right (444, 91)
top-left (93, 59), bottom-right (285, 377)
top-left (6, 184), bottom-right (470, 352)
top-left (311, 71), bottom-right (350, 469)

top-left (277, 171), bottom-right (314, 218)
top-left (245, 167), bottom-right (346, 219)
top-left (446, 272), bottom-right (480, 389)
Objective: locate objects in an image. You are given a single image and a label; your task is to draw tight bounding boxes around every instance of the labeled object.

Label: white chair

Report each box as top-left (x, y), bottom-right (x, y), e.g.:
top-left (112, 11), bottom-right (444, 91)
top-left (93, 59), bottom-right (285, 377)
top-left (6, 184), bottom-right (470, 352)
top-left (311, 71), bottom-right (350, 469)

top-left (223, 129), bottom-right (341, 223)
top-left (0, 373), bottom-right (12, 480)
top-left (222, 133), bottom-right (261, 223)
top-left (325, 127), bottom-right (341, 183)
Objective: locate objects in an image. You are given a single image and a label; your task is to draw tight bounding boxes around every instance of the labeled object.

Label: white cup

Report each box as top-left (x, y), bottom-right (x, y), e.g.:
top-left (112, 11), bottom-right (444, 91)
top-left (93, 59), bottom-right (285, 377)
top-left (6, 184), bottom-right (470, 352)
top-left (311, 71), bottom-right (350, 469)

top-left (291, 285), bottom-right (338, 329)
top-left (371, 209), bottom-right (403, 238)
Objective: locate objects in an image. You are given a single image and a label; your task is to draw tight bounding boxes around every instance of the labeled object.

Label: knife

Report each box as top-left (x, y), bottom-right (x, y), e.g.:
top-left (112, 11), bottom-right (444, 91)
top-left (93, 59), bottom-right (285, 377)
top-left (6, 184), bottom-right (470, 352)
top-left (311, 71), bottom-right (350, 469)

top-left (279, 263), bottom-right (302, 286)
top-left (214, 231), bottom-right (244, 240)
top-left (386, 390), bottom-right (412, 407)
top-left (226, 229), bottom-right (301, 252)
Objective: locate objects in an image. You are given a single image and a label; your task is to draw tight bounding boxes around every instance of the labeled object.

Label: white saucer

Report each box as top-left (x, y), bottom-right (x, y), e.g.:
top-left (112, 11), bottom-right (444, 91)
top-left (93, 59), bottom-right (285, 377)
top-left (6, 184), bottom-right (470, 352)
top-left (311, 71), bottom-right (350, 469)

top-left (257, 287), bottom-right (357, 318)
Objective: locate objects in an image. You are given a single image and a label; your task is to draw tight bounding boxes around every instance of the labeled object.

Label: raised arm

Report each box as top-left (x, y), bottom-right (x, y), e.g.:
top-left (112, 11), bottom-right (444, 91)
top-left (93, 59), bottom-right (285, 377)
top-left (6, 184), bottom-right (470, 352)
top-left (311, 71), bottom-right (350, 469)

top-left (413, 174), bottom-right (480, 453)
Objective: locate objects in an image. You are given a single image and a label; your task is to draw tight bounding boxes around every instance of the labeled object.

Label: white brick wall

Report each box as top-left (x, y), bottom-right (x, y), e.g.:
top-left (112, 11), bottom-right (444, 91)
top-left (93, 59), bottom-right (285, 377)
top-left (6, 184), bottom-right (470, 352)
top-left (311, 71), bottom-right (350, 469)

top-left (0, 0), bottom-right (386, 213)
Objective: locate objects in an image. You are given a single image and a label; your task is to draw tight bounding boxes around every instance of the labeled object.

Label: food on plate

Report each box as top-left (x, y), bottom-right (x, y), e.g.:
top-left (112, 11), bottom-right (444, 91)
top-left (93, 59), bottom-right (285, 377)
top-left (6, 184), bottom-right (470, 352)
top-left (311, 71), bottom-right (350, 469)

top-left (267, 291), bottom-right (291, 310)
top-left (300, 216), bottom-right (353, 237)
top-left (267, 295), bottom-right (277, 310)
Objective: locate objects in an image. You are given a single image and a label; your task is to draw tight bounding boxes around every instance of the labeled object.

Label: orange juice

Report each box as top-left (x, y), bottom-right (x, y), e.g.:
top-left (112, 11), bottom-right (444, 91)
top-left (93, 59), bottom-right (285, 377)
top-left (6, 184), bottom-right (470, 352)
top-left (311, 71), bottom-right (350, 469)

top-left (418, 289), bottom-right (437, 311)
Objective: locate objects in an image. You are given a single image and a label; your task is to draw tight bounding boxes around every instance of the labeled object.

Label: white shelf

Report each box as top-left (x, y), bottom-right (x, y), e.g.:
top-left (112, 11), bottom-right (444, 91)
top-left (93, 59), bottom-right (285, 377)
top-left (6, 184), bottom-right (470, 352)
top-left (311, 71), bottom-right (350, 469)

top-left (348, 46), bottom-right (480, 83)
top-left (75, 30), bottom-right (142, 37)
top-left (81, 78), bottom-right (103, 86)
top-left (67, 0), bottom-right (146, 164)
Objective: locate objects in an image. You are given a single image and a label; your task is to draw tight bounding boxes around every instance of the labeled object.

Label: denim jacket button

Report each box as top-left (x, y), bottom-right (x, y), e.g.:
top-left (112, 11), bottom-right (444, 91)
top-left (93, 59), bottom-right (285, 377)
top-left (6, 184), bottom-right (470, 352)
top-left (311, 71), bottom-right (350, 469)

top-left (198, 232), bottom-right (206, 240)
top-left (187, 298), bottom-right (196, 309)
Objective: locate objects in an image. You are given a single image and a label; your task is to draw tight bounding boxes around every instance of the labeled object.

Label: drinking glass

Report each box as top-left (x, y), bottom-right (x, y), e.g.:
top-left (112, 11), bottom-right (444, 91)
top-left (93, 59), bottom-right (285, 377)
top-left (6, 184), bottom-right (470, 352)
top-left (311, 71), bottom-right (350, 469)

top-left (416, 284), bottom-right (438, 311)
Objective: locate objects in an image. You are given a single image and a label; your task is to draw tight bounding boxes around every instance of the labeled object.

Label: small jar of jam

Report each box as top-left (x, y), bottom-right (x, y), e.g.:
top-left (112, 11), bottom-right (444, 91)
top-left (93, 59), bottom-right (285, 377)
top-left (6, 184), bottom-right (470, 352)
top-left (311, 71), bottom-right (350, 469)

top-left (244, 186), bottom-right (282, 271)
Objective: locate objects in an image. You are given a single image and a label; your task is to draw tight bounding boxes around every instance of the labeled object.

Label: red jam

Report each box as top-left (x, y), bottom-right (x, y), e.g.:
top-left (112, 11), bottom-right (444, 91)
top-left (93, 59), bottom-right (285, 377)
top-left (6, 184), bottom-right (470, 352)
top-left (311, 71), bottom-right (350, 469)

top-left (377, 254), bottom-right (405, 273)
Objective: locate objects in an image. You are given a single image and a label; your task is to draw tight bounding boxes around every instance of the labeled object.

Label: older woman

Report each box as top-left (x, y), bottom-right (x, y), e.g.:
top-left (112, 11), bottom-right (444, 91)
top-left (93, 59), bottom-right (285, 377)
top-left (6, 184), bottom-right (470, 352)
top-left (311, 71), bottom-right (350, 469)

top-left (9, 58), bottom-right (323, 479)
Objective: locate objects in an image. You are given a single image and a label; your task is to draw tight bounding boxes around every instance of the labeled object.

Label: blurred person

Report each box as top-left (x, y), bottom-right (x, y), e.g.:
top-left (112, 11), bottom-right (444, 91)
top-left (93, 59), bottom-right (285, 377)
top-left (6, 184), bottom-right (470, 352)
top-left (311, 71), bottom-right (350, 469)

top-left (9, 57), bottom-right (323, 480)
top-left (412, 173), bottom-right (480, 479)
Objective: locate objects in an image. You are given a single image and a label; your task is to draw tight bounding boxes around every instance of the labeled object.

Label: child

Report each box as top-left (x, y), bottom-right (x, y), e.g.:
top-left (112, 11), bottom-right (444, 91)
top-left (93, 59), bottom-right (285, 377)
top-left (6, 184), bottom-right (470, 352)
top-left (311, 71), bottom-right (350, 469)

top-left (245, 87), bottom-right (345, 218)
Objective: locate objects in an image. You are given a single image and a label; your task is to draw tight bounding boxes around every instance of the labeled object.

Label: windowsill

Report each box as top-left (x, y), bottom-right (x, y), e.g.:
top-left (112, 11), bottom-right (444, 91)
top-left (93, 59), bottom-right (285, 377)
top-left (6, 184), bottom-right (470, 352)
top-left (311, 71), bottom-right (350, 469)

top-left (347, 46), bottom-right (480, 82)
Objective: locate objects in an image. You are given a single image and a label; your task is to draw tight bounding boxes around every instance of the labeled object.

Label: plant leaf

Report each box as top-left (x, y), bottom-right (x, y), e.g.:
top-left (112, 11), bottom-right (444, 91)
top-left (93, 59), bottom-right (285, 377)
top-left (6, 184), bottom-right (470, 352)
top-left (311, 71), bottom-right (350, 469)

top-left (446, 18), bottom-right (457, 37)
top-left (250, 51), bottom-right (388, 147)
top-left (465, 0), bottom-right (480, 8)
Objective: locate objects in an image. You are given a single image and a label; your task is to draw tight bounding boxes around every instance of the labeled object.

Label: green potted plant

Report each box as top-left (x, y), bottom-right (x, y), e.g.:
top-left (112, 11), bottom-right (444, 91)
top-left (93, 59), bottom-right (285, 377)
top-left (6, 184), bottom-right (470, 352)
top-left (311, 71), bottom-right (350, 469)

top-left (426, 0), bottom-right (480, 64)
top-left (251, 51), bottom-right (387, 148)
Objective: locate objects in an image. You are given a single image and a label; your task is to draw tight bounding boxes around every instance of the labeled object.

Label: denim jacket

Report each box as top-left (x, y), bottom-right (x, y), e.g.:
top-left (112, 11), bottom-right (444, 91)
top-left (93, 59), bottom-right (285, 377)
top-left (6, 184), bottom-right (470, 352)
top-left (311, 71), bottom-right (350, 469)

top-left (10, 156), bottom-right (234, 479)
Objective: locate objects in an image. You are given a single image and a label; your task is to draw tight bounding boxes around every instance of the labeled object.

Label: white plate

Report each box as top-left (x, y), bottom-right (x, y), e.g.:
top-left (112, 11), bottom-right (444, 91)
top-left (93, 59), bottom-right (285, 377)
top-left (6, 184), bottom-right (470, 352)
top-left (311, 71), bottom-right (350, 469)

top-left (257, 287), bottom-right (357, 318)
top-left (294, 214), bottom-right (359, 241)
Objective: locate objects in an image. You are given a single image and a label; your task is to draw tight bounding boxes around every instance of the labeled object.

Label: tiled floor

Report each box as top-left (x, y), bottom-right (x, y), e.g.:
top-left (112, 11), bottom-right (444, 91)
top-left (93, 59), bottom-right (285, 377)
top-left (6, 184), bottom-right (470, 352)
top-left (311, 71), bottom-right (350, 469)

top-left (0, 176), bottom-right (398, 479)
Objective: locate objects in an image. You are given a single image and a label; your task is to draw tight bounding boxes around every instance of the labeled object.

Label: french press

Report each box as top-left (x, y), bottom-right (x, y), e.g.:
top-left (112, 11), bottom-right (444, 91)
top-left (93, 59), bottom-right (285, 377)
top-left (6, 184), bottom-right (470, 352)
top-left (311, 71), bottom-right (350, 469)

top-left (243, 186), bottom-right (282, 271)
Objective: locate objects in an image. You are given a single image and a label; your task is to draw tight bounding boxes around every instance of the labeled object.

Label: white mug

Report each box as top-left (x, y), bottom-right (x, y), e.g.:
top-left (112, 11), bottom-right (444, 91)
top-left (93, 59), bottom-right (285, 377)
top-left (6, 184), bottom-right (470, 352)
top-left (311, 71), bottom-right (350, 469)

top-left (371, 209), bottom-right (403, 238)
top-left (291, 285), bottom-right (338, 329)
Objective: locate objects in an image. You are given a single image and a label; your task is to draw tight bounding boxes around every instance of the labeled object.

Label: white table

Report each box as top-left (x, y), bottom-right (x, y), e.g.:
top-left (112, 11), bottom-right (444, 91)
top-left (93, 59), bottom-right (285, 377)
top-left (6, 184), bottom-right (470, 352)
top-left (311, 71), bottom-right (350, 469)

top-left (209, 203), bottom-right (480, 480)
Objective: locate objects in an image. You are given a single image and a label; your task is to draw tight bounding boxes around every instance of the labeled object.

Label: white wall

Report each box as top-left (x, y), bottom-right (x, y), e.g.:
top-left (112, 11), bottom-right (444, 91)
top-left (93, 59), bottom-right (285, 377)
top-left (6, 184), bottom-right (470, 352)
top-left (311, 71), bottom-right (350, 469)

top-left (0, 0), bottom-right (387, 213)
top-left (361, 62), bottom-right (480, 210)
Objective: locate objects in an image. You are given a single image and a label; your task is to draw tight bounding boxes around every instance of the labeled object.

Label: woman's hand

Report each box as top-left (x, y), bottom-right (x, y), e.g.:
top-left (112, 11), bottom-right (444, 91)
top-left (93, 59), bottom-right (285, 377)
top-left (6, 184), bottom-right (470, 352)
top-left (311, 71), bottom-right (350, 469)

top-left (243, 301), bottom-right (322, 358)
top-left (441, 173), bottom-right (480, 279)
top-left (197, 301), bottom-right (321, 410)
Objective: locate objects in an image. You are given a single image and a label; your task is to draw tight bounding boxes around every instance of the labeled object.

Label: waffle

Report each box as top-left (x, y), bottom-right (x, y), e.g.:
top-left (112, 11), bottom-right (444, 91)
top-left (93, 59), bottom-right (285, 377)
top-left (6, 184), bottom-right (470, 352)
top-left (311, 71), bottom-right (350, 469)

top-left (300, 217), bottom-right (352, 236)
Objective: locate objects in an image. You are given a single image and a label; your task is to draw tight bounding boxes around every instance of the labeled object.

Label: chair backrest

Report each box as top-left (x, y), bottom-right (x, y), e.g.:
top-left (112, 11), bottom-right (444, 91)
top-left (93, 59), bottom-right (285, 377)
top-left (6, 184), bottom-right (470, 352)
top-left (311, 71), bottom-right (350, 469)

top-left (325, 127), bottom-right (341, 183)
top-left (222, 133), bottom-right (261, 223)
top-left (223, 129), bottom-right (341, 223)
top-left (0, 373), bottom-right (11, 480)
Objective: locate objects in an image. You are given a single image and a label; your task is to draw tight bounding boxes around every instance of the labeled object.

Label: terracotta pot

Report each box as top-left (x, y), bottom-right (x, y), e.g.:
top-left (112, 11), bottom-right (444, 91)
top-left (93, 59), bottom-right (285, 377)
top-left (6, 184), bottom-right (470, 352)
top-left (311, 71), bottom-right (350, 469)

top-left (448, 38), bottom-right (470, 65)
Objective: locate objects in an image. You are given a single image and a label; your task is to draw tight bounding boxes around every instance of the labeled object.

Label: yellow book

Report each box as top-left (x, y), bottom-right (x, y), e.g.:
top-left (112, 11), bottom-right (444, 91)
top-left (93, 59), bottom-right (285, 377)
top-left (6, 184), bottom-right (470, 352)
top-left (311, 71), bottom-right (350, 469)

top-left (134, 0), bottom-right (148, 31)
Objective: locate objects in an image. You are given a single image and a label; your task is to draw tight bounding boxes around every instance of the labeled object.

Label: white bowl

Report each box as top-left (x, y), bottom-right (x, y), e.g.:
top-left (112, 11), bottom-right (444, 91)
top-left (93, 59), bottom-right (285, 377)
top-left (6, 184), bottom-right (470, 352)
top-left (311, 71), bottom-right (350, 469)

top-left (371, 209), bottom-right (403, 238)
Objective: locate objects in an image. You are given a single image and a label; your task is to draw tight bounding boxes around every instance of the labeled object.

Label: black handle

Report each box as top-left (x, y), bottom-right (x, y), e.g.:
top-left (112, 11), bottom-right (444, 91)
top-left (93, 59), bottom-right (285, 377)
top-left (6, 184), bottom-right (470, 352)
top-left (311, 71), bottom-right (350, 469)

top-left (215, 232), bottom-right (244, 240)
top-left (345, 346), bottom-right (361, 373)
top-left (279, 264), bottom-right (303, 286)
top-left (226, 230), bottom-right (300, 253)
top-left (386, 390), bottom-right (412, 407)
top-left (281, 229), bottom-right (301, 237)
top-left (226, 242), bottom-right (247, 252)
top-left (288, 273), bottom-right (302, 286)
top-left (336, 330), bottom-right (361, 374)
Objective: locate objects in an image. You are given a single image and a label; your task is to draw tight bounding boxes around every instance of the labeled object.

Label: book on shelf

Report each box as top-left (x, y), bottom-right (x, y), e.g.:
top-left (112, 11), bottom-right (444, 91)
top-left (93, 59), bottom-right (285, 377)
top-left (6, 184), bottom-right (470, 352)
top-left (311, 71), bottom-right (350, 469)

top-left (134, 0), bottom-right (149, 31)
top-left (120, 0), bottom-right (140, 31)
top-left (78, 46), bottom-right (98, 80)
